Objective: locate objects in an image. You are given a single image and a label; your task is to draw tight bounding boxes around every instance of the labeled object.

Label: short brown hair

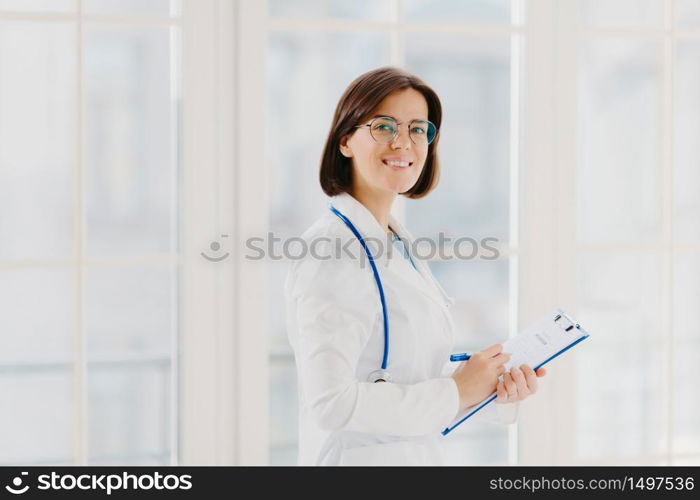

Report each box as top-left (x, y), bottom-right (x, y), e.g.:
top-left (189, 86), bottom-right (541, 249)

top-left (319, 66), bottom-right (442, 199)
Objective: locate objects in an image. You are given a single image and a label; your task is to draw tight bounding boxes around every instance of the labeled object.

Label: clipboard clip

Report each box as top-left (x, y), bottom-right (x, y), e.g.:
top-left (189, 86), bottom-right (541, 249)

top-left (554, 311), bottom-right (580, 333)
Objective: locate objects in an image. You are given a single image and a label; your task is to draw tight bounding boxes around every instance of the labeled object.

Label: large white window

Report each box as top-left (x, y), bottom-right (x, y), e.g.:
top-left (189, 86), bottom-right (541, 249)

top-left (0, 0), bottom-right (181, 465)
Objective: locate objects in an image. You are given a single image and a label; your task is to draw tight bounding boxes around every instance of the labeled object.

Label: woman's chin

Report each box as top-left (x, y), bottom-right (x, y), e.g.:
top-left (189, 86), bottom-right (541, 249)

top-left (380, 179), bottom-right (419, 195)
top-left (396, 183), bottom-right (418, 194)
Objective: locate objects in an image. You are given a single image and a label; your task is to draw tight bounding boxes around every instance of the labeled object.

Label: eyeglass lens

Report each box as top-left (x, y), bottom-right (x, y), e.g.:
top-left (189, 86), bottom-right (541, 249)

top-left (369, 116), bottom-right (436, 145)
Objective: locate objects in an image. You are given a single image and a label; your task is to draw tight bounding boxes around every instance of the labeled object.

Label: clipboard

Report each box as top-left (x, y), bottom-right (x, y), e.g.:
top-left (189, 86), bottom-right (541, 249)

top-left (442, 308), bottom-right (590, 436)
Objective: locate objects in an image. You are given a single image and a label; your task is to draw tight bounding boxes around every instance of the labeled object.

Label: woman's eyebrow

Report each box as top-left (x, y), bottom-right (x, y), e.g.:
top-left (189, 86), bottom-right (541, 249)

top-left (371, 114), bottom-right (428, 121)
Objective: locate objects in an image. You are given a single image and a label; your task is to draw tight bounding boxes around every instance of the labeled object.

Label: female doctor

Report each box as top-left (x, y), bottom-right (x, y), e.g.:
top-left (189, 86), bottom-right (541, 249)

top-left (285, 67), bottom-right (546, 466)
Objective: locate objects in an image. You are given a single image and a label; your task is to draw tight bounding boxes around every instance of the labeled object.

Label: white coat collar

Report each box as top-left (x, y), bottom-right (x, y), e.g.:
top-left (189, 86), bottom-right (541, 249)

top-left (328, 192), bottom-right (393, 245)
top-left (328, 192), bottom-right (455, 309)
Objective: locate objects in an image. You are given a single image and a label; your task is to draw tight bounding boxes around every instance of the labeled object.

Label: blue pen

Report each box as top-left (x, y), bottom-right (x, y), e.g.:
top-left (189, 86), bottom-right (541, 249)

top-left (450, 352), bottom-right (471, 362)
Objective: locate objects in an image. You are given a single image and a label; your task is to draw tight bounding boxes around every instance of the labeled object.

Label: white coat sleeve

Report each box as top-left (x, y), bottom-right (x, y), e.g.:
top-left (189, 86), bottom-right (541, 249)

top-left (286, 250), bottom-right (460, 437)
top-left (464, 398), bottom-right (519, 425)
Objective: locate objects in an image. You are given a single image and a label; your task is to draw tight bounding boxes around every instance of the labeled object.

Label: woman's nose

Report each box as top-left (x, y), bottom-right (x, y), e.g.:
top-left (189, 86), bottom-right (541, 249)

top-left (391, 126), bottom-right (411, 149)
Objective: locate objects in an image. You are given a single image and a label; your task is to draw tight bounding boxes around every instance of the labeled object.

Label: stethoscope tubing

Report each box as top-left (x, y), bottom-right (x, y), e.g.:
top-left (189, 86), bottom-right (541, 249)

top-left (329, 205), bottom-right (390, 371)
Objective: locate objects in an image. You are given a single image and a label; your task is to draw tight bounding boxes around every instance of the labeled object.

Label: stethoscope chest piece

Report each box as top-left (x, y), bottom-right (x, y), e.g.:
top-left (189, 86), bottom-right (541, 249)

top-left (368, 369), bottom-right (392, 383)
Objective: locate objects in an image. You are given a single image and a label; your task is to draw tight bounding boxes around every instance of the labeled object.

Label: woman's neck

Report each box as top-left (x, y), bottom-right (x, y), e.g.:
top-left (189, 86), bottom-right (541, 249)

top-left (350, 187), bottom-right (396, 236)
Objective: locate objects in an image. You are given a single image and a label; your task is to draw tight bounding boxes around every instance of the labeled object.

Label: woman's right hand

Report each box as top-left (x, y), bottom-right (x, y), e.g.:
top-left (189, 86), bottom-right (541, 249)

top-left (450, 343), bottom-right (510, 410)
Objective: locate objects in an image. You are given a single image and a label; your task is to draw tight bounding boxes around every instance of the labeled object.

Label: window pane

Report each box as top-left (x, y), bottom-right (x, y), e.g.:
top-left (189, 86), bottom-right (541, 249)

top-left (673, 254), bottom-right (700, 342)
top-left (267, 31), bottom-right (389, 241)
top-left (405, 35), bottom-right (511, 245)
top-left (577, 39), bottom-right (661, 245)
top-left (88, 364), bottom-right (171, 464)
top-left (674, 0), bottom-right (700, 30)
top-left (577, 251), bottom-right (662, 343)
top-left (576, 340), bottom-right (665, 459)
top-left (0, 371), bottom-right (73, 465)
top-left (269, 356), bottom-right (298, 465)
top-left (269, 0), bottom-right (391, 21)
top-left (0, 268), bottom-right (74, 365)
top-left (0, 0), bottom-right (74, 12)
top-left (576, 251), bottom-right (664, 459)
top-left (403, 0), bottom-right (513, 25)
top-left (673, 253), bottom-right (700, 455)
top-left (85, 265), bottom-right (175, 357)
top-left (674, 41), bottom-right (700, 243)
top-left (269, 263), bottom-right (291, 354)
top-left (0, 22), bottom-right (75, 260)
top-left (84, 0), bottom-right (181, 17)
top-left (84, 25), bottom-right (179, 258)
top-left (578, 0), bottom-right (664, 29)
top-left (429, 259), bottom-right (510, 350)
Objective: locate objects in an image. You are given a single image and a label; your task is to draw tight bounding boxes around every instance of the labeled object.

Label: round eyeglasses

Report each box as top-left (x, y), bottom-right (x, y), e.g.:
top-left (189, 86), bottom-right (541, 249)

top-left (354, 116), bottom-right (438, 146)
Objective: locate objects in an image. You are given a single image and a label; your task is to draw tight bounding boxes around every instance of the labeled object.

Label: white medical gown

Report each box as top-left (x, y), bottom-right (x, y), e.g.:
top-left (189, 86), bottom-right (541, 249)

top-left (284, 192), bottom-right (517, 465)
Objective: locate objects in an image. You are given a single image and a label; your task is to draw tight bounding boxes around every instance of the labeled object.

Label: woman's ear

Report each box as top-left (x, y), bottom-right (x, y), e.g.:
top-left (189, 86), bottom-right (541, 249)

top-left (339, 135), bottom-right (353, 158)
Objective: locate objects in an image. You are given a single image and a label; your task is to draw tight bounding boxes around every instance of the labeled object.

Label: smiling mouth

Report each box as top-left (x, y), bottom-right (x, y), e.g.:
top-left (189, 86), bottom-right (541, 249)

top-left (382, 160), bottom-right (413, 168)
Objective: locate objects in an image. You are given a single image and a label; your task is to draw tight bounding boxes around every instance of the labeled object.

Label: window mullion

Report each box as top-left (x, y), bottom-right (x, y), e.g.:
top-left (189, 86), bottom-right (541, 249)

top-left (661, 0), bottom-right (675, 464)
top-left (518, 0), bottom-right (578, 465)
top-left (73, 0), bottom-right (87, 467)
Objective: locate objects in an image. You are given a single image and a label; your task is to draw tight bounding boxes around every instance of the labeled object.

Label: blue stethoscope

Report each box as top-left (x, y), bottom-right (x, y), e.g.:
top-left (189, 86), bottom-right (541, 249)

top-left (329, 205), bottom-right (393, 383)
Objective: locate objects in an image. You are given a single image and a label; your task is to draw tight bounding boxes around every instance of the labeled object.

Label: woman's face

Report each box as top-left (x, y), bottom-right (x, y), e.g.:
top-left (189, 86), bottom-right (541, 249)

top-left (340, 88), bottom-right (430, 197)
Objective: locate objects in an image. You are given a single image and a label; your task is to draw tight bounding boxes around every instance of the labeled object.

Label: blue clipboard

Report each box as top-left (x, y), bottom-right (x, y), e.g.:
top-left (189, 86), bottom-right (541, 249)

top-left (442, 309), bottom-right (590, 436)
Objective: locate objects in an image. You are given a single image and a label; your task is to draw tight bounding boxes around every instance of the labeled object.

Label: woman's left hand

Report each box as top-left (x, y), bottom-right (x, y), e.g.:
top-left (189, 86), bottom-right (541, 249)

top-left (495, 364), bottom-right (547, 404)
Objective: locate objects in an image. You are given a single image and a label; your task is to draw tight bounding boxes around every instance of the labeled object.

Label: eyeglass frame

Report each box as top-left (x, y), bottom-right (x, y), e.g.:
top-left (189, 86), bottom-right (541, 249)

top-left (352, 115), bottom-right (438, 146)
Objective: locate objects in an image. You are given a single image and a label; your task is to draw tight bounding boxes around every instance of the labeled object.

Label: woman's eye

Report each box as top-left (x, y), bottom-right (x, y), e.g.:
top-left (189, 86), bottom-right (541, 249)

top-left (411, 127), bottom-right (426, 134)
top-left (376, 124), bottom-right (394, 132)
